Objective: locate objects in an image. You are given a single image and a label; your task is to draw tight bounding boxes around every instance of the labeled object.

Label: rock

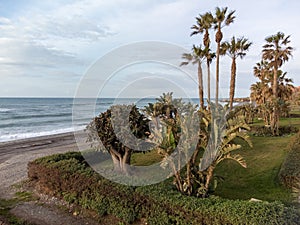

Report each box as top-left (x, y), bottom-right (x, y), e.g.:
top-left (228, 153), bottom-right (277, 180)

top-left (249, 198), bottom-right (262, 202)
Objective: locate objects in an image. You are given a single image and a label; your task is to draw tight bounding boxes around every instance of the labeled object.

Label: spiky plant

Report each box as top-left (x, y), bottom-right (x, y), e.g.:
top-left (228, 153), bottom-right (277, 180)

top-left (197, 104), bottom-right (252, 197)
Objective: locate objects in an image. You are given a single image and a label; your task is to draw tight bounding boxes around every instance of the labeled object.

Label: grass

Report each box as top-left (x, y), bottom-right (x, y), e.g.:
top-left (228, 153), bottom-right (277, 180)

top-left (131, 150), bottom-right (163, 166)
top-left (215, 115), bottom-right (300, 204)
top-left (130, 135), bottom-right (294, 203)
top-left (129, 116), bottom-right (300, 205)
top-left (279, 117), bottom-right (300, 128)
top-left (214, 135), bottom-right (293, 203)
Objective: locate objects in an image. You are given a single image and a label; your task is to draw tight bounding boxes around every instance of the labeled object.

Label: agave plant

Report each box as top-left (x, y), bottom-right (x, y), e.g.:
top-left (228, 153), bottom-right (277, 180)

top-left (145, 93), bottom-right (200, 194)
top-left (197, 104), bottom-right (253, 197)
top-left (146, 95), bottom-right (252, 198)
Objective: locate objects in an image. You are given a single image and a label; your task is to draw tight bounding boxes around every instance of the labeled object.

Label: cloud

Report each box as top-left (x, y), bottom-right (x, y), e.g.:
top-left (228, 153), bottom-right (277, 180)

top-left (0, 0), bottom-right (299, 97)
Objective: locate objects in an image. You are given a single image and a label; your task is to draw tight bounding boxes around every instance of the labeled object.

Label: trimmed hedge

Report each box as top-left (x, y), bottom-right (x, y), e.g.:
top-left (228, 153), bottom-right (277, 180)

top-left (279, 131), bottom-right (300, 189)
top-left (251, 125), bottom-right (299, 137)
top-left (28, 152), bottom-right (300, 225)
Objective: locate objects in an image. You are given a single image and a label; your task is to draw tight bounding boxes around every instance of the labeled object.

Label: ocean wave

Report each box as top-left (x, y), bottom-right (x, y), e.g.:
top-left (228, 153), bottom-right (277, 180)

top-left (0, 108), bottom-right (12, 112)
top-left (0, 126), bottom-right (85, 143)
top-left (10, 112), bottom-right (72, 120)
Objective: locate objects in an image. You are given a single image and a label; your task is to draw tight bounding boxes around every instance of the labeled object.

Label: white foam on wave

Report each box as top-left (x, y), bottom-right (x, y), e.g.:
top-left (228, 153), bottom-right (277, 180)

top-left (0, 108), bottom-right (12, 112)
top-left (0, 126), bottom-right (85, 143)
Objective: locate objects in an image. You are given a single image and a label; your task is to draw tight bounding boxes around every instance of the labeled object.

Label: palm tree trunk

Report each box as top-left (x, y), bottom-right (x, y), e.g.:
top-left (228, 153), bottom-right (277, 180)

top-left (229, 58), bottom-right (237, 110)
top-left (272, 67), bottom-right (279, 135)
top-left (215, 25), bottom-right (223, 106)
top-left (207, 58), bottom-right (211, 109)
top-left (198, 62), bottom-right (204, 109)
top-left (215, 41), bottom-right (220, 105)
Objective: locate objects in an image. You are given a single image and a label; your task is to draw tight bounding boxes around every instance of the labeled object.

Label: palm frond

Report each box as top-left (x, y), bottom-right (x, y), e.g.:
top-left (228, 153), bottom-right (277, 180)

top-left (222, 153), bottom-right (247, 168)
top-left (235, 132), bottom-right (253, 148)
top-left (221, 143), bottom-right (241, 154)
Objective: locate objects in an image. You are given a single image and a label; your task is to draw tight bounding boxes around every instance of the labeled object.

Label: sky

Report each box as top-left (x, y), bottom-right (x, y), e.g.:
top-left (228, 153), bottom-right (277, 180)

top-left (0, 0), bottom-right (299, 98)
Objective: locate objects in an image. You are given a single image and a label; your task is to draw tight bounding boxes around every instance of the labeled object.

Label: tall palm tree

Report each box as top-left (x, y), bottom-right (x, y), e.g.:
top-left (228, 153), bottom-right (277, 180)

top-left (191, 12), bottom-right (215, 106)
top-left (181, 45), bottom-right (206, 109)
top-left (204, 49), bottom-right (216, 108)
top-left (213, 7), bottom-right (235, 105)
top-left (262, 32), bottom-right (293, 135)
top-left (191, 12), bottom-right (214, 47)
top-left (221, 36), bottom-right (252, 109)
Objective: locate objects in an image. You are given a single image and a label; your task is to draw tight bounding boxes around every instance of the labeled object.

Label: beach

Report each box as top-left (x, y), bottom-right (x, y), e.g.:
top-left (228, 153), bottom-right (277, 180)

top-left (0, 131), bottom-right (88, 199)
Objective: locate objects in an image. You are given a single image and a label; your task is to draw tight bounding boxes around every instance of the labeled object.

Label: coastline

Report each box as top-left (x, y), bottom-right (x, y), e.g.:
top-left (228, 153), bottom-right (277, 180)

top-left (0, 131), bottom-right (88, 199)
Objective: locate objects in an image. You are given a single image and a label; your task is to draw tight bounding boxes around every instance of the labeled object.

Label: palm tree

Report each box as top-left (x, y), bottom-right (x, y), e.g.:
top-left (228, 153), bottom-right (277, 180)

top-left (262, 32), bottom-right (293, 135)
top-left (191, 12), bottom-right (215, 106)
top-left (250, 82), bottom-right (267, 105)
top-left (213, 7), bottom-right (235, 105)
top-left (221, 37), bottom-right (252, 109)
top-left (253, 60), bottom-right (271, 83)
top-left (277, 71), bottom-right (294, 117)
top-left (181, 45), bottom-right (207, 109)
top-left (250, 81), bottom-right (271, 125)
top-left (191, 12), bottom-right (214, 47)
top-left (278, 72), bottom-right (294, 101)
top-left (205, 49), bottom-right (216, 108)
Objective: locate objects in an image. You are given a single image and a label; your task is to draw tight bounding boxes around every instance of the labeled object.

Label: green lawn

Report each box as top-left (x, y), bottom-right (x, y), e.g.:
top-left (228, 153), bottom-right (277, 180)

top-left (130, 116), bottom-right (299, 205)
top-left (131, 150), bottom-right (163, 166)
top-left (214, 135), bottom-right (293, 203)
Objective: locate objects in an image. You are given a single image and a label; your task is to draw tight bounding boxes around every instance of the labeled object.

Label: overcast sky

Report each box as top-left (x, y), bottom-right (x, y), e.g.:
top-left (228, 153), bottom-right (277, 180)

top-left (0, 0), bottom-right (299, 98)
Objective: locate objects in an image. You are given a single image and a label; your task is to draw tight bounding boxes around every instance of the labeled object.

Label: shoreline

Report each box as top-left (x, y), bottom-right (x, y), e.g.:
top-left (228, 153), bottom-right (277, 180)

top-left (0, 130), bottom-right (88, 199)
top-left (0, 131), bottom-right (77, 146)
top-left (0, 131), bottom-right (86, 163)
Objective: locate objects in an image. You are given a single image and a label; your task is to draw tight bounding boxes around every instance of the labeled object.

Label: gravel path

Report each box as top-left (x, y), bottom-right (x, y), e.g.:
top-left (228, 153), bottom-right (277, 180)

top-left (10, 202), bottom-right (99, 225)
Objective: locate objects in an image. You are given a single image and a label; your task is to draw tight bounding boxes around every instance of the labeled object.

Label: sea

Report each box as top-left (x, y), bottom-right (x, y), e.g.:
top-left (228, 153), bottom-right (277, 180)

top-left (0, 98), bottom-right (200, 143)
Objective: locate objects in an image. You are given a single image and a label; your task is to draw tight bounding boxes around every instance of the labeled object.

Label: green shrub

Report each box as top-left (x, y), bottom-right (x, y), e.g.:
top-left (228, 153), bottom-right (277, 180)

top-left (136, 184), bottom-right (300, 225)
top-left (28, 152), bottom-right (300, 225)
top-left (279, 131), bottom-right (300, 189)
top-left (34, 151), bottom-right (85, 165)
top-left (251, 125), bottom-right (298, 136)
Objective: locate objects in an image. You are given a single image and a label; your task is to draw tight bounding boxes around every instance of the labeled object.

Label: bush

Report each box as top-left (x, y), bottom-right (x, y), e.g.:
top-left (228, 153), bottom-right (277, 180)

top-left (251, 125), bottom-right (299, 137)
top-left (136, 184), bottom-right (300, 225)
top-left (28, 152), bottom-right (300, 225)
top-left (28, 152), bottom-right (138, 224)
top-left (279, 131), bottom-right (300, 189)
